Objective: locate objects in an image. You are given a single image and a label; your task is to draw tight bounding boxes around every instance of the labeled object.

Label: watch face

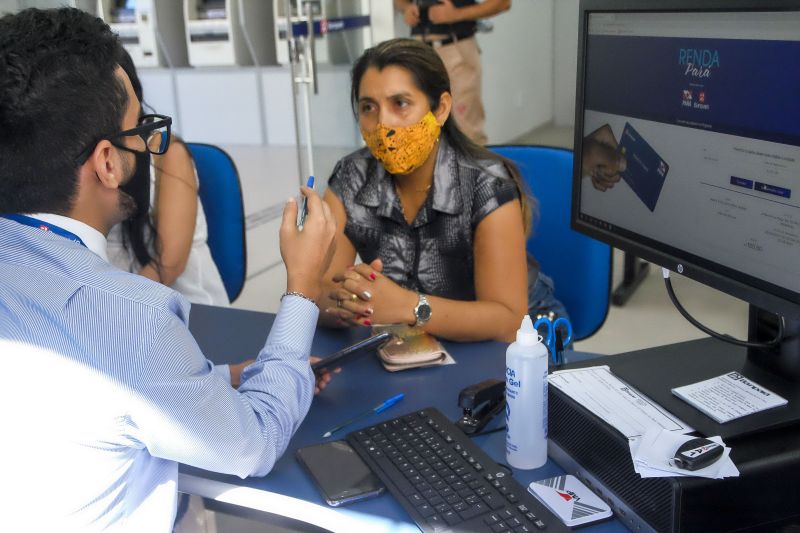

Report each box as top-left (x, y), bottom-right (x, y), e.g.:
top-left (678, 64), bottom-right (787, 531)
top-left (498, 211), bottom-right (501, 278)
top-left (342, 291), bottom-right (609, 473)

top-left (417, 304), bottom-right (432, 321)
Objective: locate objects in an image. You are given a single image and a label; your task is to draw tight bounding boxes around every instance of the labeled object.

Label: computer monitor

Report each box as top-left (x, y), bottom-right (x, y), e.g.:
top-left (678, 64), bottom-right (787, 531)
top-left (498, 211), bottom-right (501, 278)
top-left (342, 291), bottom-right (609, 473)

top-left (572, 0), bottom-right (800, 399)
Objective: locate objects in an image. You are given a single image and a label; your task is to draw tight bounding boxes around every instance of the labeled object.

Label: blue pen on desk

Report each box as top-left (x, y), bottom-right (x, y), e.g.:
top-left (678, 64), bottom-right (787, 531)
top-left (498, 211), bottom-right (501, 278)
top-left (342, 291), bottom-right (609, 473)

top-left (296, 175), bottom-right (315, 229)
top-left (322, 393), bottom-right (405, 438)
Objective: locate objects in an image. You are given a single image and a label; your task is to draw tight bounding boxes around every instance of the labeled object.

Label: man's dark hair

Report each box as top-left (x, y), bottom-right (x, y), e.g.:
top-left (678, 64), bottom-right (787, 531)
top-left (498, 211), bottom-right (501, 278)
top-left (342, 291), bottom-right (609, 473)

top-left (0, 7), bottom-right (127, 214)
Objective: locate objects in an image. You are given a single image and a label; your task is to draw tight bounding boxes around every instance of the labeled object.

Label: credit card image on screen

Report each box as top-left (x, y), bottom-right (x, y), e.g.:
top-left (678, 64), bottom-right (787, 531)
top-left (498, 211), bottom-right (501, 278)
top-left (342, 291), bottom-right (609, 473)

top-left (618, 122), bottom-right (670, 212)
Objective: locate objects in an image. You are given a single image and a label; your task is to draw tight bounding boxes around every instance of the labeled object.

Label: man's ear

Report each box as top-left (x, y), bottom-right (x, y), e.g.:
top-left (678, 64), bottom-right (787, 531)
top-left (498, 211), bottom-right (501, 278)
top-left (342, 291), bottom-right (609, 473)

top-left (434, 91), bottom-right (452, 126)
top-left (87, 140), bottom-right (122, 189)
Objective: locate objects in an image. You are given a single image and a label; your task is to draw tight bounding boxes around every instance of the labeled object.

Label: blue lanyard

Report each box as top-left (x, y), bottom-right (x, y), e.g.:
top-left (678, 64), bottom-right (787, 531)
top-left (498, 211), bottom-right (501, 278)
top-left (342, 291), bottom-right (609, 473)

top-left (2, 214), bottom-right (87, 247)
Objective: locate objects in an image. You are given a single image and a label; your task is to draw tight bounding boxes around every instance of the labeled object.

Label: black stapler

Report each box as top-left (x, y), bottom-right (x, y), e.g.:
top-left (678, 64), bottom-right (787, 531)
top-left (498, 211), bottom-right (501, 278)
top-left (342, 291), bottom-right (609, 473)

top-left (455, 379), bottom-right (505, 435)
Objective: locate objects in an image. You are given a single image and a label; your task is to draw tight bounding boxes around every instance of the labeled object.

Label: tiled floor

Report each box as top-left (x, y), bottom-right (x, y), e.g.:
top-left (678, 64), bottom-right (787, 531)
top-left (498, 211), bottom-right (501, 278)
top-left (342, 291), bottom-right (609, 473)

top-left (227, 124), bottom-right (750, 356)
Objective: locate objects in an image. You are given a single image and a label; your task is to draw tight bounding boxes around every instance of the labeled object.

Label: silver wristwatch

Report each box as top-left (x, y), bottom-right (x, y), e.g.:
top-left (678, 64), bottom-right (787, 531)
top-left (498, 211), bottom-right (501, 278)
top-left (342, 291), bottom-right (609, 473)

top-left (413, 293), bottom-right (432, 327)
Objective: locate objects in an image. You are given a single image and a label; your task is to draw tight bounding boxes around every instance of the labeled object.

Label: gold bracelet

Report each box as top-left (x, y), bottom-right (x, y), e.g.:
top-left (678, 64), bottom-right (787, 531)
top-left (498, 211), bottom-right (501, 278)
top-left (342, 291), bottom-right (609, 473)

top-left (281, 291), bottom-right (316, 305)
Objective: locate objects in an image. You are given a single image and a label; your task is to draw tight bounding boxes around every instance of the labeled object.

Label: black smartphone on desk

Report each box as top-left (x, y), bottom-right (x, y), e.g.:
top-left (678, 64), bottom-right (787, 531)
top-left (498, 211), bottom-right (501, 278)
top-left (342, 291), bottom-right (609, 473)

top-left (312, 332), bottom-right (392, 373)
top-left (296, 440), bottom-right (385, 506)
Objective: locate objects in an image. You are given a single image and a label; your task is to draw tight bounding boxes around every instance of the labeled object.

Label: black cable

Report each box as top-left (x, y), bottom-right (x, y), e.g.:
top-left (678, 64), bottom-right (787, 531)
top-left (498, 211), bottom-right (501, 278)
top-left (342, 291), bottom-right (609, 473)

top-left (662, 269), bottom-right (784, 348)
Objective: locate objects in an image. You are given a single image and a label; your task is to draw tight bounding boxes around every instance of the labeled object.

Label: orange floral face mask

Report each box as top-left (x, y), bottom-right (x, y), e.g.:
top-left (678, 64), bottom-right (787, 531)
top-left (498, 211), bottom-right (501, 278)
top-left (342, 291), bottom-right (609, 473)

top-left (361, 112), bottom-right (441, 175)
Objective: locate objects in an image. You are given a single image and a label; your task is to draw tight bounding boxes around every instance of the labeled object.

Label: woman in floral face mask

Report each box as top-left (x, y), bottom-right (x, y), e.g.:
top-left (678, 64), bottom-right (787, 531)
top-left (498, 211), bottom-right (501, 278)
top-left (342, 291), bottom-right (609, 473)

top-left (320, 38), bottom-right (565, 342)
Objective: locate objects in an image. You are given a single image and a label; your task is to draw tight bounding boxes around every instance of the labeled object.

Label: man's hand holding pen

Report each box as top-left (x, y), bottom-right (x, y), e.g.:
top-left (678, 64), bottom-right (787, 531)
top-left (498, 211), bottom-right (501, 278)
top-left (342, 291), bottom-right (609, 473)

top-left (280, 186), bottom-right (337, 302)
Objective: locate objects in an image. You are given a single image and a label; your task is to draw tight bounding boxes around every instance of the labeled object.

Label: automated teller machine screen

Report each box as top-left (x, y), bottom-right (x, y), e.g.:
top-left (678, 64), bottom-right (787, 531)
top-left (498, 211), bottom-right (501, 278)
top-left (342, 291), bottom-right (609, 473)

top-left (111, 0), bottom-right (135, 23)
top-left (196, 0), bottom-right (227, 20)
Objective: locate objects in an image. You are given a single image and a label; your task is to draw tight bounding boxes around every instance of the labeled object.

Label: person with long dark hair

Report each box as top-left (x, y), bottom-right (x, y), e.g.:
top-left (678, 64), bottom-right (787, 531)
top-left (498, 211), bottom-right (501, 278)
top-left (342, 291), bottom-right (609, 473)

top-left (320, 38), bottom-right (565, 343)
top-left (106, 50), bottom-right (228, 306)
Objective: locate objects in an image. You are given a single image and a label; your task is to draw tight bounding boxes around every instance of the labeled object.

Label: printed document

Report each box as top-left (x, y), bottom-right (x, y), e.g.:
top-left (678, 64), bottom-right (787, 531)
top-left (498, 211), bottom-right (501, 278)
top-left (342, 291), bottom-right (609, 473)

top-left (671, 371), bottom-right (788, 423)
top-left (549, 366), bottom-right (693, 438)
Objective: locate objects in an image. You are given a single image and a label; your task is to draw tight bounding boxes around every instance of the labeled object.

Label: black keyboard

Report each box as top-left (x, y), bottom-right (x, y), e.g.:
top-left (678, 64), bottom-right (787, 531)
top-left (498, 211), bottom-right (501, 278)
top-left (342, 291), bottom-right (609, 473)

top-left (347, 407), bottom-right (569, 533)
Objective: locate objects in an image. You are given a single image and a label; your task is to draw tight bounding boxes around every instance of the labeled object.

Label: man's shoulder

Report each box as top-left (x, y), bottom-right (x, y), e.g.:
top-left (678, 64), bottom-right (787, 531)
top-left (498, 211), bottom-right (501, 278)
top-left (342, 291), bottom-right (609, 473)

top-left (0, 222), bottom-right (189, 324)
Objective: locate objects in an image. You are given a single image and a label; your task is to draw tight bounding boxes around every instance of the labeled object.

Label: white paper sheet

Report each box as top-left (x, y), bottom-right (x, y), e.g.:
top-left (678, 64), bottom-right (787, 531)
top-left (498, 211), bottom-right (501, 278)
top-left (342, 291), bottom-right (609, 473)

top-left (629, 429), bottom-right (739, 479)
top-left (549, 365), bottom-right (694, 438)
top-left (671, 371), bottom-right (788, 423)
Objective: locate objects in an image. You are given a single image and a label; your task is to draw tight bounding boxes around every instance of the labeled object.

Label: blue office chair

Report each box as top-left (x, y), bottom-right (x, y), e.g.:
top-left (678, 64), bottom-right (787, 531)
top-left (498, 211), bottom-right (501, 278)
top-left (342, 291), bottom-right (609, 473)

top-left (186, 143), bottom-right (247, 303)
top-left (490, 145), bottom-right (612, 340)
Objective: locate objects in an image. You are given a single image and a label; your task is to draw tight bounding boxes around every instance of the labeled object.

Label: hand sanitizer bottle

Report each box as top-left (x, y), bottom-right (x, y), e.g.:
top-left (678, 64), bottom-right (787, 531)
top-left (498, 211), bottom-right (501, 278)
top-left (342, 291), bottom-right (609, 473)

top-left (506, 315), bottom-right (549, 469)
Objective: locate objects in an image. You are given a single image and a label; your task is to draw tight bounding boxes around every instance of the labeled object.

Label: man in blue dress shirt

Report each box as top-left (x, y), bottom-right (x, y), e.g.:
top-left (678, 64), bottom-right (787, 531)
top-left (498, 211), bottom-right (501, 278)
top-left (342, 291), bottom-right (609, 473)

top-left (0, 8), bottom-right (336, 531)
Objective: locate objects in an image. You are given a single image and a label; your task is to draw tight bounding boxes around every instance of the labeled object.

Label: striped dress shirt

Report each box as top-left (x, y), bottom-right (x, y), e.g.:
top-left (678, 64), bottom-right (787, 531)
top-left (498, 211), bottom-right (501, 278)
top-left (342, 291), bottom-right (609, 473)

top-left (0, 216), bottom-right (317, 532)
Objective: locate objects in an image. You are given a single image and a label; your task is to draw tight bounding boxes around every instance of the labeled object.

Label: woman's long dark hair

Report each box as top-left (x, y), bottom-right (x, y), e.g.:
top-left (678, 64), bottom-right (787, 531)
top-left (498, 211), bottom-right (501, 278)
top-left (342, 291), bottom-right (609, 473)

top-left (117, 50), bottom-right (159, 269)
top-left (350, 38), bottom-right (534, 233)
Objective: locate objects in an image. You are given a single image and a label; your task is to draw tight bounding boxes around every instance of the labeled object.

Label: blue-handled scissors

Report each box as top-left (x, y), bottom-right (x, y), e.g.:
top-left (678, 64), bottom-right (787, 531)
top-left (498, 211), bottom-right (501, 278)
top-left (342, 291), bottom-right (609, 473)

top-left (534, 316), bottom-right (573, 365)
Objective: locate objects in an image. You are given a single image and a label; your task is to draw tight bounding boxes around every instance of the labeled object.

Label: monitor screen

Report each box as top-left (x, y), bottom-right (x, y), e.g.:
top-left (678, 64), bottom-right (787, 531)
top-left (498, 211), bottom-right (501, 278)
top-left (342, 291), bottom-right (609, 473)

top-left (572, 1), bottom-right (800, 320)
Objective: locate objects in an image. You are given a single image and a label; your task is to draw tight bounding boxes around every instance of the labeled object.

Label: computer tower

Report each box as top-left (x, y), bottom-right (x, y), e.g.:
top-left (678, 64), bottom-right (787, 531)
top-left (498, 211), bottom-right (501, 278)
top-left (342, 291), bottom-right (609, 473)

top-left (548, 341), bottom-right (800, 532)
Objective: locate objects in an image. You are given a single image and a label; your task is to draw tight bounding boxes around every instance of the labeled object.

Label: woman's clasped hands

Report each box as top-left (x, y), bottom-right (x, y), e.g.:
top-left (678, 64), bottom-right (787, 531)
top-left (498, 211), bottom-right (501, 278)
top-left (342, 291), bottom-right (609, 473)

top-left (325, 259), bottom-right (418, 327)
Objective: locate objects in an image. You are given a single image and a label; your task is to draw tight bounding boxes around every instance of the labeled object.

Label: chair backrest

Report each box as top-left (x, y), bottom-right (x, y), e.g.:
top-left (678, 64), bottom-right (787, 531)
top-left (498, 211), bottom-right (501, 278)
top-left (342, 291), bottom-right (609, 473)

top-left (186, 142), bottom-right (247, 303)
top-left (489, 145), bottom-right (611, 340)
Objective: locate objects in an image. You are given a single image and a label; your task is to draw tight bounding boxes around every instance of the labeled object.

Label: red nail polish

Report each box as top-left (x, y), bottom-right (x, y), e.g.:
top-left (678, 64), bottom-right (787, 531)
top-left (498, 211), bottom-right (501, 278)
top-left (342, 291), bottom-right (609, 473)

top-left (364, 319), bottom-right (372, 326)
top-left (369, 273), bottom-right (377, 280)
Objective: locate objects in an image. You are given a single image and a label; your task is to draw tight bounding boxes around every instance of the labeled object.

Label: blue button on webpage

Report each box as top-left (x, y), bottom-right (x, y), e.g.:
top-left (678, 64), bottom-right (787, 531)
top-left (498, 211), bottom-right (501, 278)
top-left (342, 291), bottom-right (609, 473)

top-left (730, 176), bottom-right (754, 189)
top-left (754, 182), bottom-right (791, 199)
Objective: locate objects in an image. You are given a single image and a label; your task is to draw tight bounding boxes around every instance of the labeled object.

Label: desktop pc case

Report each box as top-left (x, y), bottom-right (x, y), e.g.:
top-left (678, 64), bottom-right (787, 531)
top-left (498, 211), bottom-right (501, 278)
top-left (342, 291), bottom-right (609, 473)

top-left (547, 341), bottom-right (800, 532)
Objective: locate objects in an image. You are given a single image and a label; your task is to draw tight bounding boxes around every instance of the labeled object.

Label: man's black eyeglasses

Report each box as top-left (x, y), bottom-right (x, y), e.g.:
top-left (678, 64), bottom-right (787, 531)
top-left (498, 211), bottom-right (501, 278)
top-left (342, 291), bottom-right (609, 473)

top-left (76, 114), bottom-right (172, 164)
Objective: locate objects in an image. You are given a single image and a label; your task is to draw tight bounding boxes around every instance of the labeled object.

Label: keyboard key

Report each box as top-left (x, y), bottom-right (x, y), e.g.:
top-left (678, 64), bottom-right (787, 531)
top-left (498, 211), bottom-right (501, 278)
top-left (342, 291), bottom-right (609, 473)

top-left (427, 495), bottom-right (444, 506)
top-left (514, 526), bottom-right (533, 533)
top-left (442, 510), bottom-right (462, 526)
top-left (533, 519), bottom-right (547, 530)
top-left (434, 503), bottom-right (450, 514)
top-left (507, 493), bottom-right (519, 503)
top-left (517, 505), bottom-right (529, 513)
top-left (417, 504), bottom-right (435, 518)
top-left (465, 494), bottom-right (480, 505)
top-left (525, 512), bottom-right (537, 522)
top-left (485, 513), bottom-right (501, 524)
top-left (427, 515), bottom-right (447, 532)
top-left (457, 487), bottom-right (474, 498)
top-left (491, 523), bottom-right (510, 532)
top-left (409, 493), bottom-right (425, 505)
top-left (452, 502), bottom-right (468, 513)
top-left (445, 494), bottom-right (461, 505)
top-left (459, 502), bottom-right (489, 521)
top-left (483, 493), bottom-right (506, 510)
top-left (506, 517), bottom-right (523, 527)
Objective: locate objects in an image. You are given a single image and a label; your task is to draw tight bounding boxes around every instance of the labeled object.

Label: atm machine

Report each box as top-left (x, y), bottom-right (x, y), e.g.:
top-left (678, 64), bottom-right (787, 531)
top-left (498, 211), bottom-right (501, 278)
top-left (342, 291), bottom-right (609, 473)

top-left (184, 0), bottom-right (276, 66)
top-left (97, 0), bottom-right (188, 68)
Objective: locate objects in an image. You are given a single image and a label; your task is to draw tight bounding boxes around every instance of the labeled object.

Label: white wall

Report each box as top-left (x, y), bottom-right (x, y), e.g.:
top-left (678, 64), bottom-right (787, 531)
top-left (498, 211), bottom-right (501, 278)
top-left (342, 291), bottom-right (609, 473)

top-left (553, 0), bottom-right (579, 127)
top-left (480, 1), bottom-right (554, 143)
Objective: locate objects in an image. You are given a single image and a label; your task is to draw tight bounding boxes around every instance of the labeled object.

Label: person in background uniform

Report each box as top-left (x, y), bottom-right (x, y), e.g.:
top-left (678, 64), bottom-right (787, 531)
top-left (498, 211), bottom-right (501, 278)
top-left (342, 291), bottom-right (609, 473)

top-left (394, 0), bottom-right (512, 145)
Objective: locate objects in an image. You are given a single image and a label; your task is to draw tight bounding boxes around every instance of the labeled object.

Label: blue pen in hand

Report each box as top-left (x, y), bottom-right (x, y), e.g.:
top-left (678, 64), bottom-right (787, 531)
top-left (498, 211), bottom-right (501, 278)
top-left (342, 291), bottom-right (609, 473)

top-left (322, 393), bottom-right (405, 438)
top-left (296, 175), bottom-right (315, 229)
